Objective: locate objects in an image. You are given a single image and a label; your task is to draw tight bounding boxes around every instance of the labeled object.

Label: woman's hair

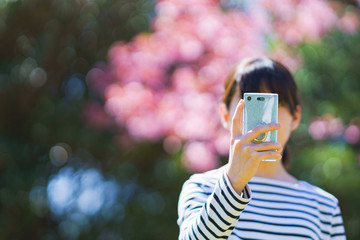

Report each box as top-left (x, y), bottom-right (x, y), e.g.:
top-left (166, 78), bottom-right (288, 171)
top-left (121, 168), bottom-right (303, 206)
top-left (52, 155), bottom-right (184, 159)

top-left (222, 57), bottom-right (300, 168)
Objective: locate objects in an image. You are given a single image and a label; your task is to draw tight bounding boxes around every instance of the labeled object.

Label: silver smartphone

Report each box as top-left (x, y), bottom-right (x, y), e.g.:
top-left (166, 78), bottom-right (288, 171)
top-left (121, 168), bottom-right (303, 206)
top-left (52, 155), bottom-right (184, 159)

top-left (243, 93), bottom-right (278, 161)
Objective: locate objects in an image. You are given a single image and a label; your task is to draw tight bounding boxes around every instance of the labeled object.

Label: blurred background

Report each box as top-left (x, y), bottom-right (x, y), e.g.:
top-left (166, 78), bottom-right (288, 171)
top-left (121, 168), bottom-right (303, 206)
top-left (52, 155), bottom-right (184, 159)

top-left (0, 0), bottom-right (359, 239)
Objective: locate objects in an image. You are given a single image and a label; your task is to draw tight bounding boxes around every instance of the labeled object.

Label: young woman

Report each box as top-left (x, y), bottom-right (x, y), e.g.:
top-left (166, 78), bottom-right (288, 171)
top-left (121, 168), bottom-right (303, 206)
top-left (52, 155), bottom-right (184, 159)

top-left (177, 58), bottom-right (346, 239)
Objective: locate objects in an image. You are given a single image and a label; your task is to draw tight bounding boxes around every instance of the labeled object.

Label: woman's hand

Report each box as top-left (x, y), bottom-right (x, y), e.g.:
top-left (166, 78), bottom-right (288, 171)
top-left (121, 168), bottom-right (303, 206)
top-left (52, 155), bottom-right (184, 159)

top-left (226, 99), bottom-right (282, 194)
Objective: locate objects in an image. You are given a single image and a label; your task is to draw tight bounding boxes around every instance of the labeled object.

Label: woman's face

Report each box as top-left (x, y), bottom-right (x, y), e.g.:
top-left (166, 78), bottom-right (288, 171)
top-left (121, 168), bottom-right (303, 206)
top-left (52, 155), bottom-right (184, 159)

top-left (226, 94), bottom-right (301, 148)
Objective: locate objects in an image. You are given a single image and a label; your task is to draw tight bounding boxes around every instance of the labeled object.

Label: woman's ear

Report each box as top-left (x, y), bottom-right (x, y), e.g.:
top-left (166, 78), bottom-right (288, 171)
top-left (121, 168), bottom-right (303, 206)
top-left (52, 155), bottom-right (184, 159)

top-left (219, 103), bottom-right (230, 129)
top-left (291, 105), bottom-right (302, 130)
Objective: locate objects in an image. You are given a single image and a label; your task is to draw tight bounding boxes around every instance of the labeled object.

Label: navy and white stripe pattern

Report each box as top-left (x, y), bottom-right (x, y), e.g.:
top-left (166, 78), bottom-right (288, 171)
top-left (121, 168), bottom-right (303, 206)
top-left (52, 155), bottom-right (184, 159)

top-left (177, 168), bottom-right (346, 240)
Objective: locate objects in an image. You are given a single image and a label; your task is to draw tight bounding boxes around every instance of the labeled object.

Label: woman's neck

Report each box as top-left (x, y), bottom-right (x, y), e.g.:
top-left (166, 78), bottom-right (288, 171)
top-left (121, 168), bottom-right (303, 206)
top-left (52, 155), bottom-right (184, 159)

top-left (255, 160), bottom-right (298, 183)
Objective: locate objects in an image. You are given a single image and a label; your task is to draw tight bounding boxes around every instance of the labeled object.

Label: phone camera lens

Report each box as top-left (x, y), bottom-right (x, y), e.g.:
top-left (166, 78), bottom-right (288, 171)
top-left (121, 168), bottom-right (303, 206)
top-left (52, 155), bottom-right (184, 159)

top-left (247, 96), bottom-right (251, 101)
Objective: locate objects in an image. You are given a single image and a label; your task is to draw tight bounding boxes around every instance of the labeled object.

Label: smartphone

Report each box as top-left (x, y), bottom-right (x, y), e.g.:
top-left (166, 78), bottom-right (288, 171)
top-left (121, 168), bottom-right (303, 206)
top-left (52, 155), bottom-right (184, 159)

top-left (243, 93), bottom-right (278, 161)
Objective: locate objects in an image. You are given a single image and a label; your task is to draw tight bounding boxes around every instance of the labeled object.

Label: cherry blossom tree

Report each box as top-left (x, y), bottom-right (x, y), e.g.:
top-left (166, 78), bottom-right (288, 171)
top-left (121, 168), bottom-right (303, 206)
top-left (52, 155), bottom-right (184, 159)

top-left (86, 0), bottom-right (359, 172)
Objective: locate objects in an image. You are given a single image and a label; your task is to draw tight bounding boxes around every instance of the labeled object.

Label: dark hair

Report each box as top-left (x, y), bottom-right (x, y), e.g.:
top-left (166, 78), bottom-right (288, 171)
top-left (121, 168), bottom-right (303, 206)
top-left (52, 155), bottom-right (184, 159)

top-left (222, 57), bottom-right (300, 168)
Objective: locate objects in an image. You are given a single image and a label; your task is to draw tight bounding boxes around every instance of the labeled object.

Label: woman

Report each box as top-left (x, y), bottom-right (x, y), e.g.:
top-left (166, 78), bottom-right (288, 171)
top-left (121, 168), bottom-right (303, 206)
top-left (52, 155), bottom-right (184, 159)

top-left (177, 57), bottom-right (346, 239)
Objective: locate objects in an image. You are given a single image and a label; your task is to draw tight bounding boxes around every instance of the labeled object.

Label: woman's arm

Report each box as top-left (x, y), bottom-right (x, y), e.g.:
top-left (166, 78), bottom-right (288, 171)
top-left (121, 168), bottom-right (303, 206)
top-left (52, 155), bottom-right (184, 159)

top-left (177, 171), bottom-right (251, 240)
top-left (329, 204), bottom-right (346, 239)
top-left (226, 99), bottom-right (282, 194)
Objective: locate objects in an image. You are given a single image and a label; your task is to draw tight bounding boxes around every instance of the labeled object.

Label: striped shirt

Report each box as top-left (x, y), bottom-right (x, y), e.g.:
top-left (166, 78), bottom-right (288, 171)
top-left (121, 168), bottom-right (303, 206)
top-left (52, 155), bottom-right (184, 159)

top-left (177, 167), bottom-right (346, 240)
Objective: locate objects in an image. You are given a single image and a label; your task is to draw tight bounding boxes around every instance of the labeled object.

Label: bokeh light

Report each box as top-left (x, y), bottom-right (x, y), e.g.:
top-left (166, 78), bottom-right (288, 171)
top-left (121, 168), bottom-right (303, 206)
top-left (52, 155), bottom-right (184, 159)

top-left (47, 167), bottom-right (122, 218)
top-left (49, 143), bottom-right (71, 167)
top-left (29, 67), bottom-right (47, 87)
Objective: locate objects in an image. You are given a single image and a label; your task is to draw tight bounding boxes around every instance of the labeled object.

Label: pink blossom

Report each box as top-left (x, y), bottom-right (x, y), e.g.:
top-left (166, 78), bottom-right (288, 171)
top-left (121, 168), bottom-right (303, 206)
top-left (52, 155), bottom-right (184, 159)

top-left (172, 67), bottom-right (198, 93)
top-left (270, 48), bottom-right (303, 72)
top-left (296, 0), bottom-right (337, 40)
top-left (126, 112), bottom-right (164, 140)
top-left (339, 11), bottom-right (359, 34)
top-left (195, 14), bottom-right (223, 42)
top-left (174, 92), bottom-right (218, 140)
top-left (198, 59), bottom-right (228, 88)
top-left (86, 66), bottom-right (112, 96)
top-left (182, 141), bottom-right (219, 172)
top-left (309, 119), bottom-right (328, 140)
top-left (261, 0), bottom-right (294, 17)
top-left (264, 0), bottom-right (338, 45)
top-left (327, 118), bottom-right (344, 137)
top-left (344, 125), bottom-right (360, 144)
top-left (155, 93), bottom-right (183, 134)
top-left (213, 129), bottom-right (230, 156)
top-left (104, 82), bottom-right (156, 123)
top-left (174, 113), bottom-right (216, 140)
top-left (163, 135), bottom-right (182, 154)
top-left (179, 37), bottom-right (204, 61)
top-left (155, 1), bottom-right (181, 19)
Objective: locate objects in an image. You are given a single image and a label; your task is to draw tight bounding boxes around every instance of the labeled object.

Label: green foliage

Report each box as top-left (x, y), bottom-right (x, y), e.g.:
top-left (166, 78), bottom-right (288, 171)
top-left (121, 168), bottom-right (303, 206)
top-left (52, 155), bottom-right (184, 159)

top-left (295, 31), bottom-right (360, 122)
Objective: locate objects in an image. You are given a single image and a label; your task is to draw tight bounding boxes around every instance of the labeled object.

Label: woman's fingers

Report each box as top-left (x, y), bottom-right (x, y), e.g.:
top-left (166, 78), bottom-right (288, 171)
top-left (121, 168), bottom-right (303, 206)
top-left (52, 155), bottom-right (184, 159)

top-left (243, 123), bottom-right (281, 144)
top-left (251, 142), bottom-right (283, 152)
top-left (231, 99), bottom-right (244, 139)
top-left (253, 150), bottom-right (282, 161)
top-left (234, 142), bottom-right (283, 159)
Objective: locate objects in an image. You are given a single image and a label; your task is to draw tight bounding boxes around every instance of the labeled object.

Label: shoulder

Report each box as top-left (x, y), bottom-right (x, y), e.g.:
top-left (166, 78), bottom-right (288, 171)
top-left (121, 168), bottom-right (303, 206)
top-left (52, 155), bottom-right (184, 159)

top-left (178, 168), bottom-right (224, 210)
top-left (182, 168), bottom-right (223, 192)
top-left (188, 167), bottom-right (224, 182)
top-left (299, 180), bottom-right (340, 207)
top-left (183, 167), bottom-right (223, 190)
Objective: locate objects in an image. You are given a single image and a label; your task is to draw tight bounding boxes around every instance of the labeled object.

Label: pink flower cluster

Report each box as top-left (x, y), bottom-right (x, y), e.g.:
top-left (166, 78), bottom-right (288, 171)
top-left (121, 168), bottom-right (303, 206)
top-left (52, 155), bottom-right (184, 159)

top-left (309, 114), bottom-right (360, 144)
top-left (85, 0), bottom-right (359, 172)
top-left (263, 0), bottom-right (338, 45)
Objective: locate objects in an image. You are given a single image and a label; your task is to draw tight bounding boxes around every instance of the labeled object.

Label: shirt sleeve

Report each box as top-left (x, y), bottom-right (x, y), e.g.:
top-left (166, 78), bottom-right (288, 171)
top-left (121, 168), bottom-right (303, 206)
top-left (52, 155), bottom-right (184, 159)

top-left (329, 203), bottom-right (346, 239)
top-left (177, 171), bottom-right (251, 240)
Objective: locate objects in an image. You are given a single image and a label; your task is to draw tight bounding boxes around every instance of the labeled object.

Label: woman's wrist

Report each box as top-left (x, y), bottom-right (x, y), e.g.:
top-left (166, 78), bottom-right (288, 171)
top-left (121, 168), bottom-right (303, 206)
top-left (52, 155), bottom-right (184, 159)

top-left (225, 170), bottom-right (249, 195)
